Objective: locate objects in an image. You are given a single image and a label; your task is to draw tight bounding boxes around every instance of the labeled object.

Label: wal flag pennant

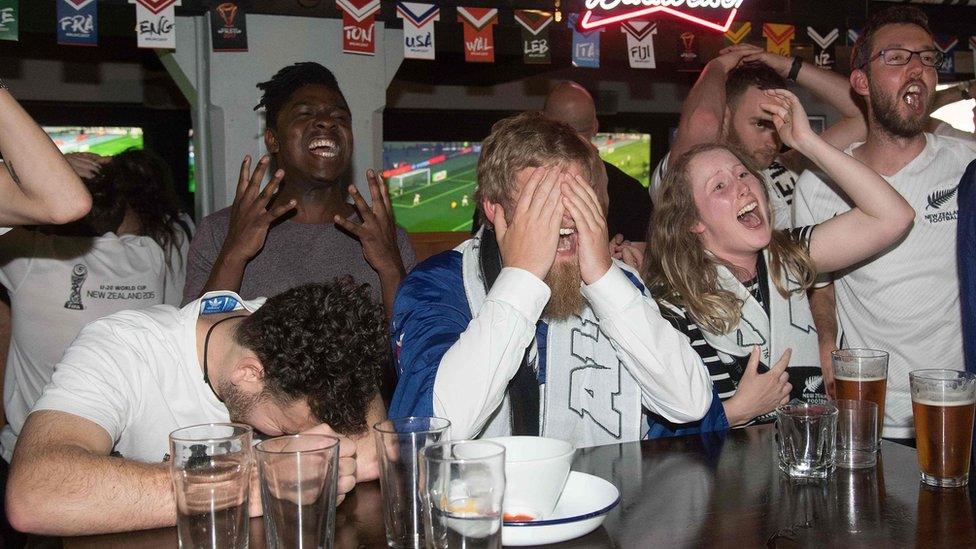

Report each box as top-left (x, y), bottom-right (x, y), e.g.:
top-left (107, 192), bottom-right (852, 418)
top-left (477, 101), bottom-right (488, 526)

top-left (806, 27), bottom-right (838, 69)
top-left (568, 13), bottom-right (602, 69)
top-left (724, 22), bottom-right (751, 45)
top-left (336, 0), bottom-right (380, 55)
top-left (397, 3), bottom-right (439, 60)
top-left (934, 35), bottom-right (959, 76)
top-left (514, 10), bottom-right (553, 64)
top-left (130, 0), bottom-right (180, 49)
top-left (0, 0), bottom-right (18, 42)
top-left (57, 0), bottom-right (98, 46)
top-left (762, 23), bottom-right (794, 56)
top-left (457, 7), bottom-right (498, 63)
top-left (621, 21), bottom-right (657, 69)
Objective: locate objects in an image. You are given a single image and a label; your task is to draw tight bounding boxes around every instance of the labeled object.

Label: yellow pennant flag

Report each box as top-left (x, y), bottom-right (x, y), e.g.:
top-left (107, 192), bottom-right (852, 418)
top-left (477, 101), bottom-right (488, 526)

top-left (762, 23), bottom-right (795, 56)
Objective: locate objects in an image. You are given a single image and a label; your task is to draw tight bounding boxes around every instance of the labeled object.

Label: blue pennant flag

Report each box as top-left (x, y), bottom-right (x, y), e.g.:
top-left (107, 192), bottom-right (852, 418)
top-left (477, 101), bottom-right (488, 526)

top-left (57, 0), bottom-right (97, 46)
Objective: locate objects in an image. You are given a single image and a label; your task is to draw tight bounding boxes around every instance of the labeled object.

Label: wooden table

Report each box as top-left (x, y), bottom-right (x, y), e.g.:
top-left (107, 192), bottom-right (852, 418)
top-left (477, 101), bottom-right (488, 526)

top-left (64, 424), bottom-right (976, 548)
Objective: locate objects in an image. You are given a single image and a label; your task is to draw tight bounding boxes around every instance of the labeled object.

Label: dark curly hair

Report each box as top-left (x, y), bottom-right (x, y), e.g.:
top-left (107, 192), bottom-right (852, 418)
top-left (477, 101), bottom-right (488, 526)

top-left (234, 281), bottom-right (385, 435)
top-left (255, 62), bottom-right (346, 130)
top-left (726, 61), bottom-right (788, 108)
top-left (851, 6), bottom-right (931, 72)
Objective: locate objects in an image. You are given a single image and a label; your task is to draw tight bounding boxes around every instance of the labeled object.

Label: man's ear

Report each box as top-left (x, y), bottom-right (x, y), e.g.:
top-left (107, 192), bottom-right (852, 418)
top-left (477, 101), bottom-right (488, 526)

top-left (850, 69), bottom-right (870, 98)
top-left (230, 355), bottom-right (265, 393)
top-left (264, 129), bottom-right (280, 154)
top-left (481, 199), bottom-right (498, 226)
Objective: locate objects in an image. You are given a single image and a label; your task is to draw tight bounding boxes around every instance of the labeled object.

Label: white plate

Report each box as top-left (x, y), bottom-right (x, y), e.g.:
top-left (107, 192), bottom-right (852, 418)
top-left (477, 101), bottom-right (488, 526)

top-left (501, 471), bottom-right (620, 546)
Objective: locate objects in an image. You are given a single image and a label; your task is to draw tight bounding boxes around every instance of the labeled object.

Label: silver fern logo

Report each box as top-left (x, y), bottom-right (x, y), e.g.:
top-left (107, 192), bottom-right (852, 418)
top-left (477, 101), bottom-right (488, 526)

top-left (927, 185), bottom-right (958, 210)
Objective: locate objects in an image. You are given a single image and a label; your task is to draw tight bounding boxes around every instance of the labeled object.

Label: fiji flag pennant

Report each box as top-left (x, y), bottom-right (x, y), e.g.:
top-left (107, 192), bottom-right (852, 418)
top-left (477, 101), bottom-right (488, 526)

top-left (336, 0), bottom-right (381, 55)
top-left (57, 0), bottom-right (97, 46)
top-left (457, 7), bottom-right (498, 63)
top-left (514, 10), bottom-right (553, 64)
top-left (762, 23), bottom-right (794, 56)
top-left (621, 20), bottom-right (657, 69)
top-left (396, 2), bottom-right (439, 60)
top-left (807, 27), bottom-right (838, 69)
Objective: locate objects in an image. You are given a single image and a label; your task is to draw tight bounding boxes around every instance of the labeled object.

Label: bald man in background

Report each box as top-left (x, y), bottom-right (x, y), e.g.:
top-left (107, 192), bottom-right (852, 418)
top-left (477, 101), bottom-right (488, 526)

top-left (543, 82), bottom-right (652, 241)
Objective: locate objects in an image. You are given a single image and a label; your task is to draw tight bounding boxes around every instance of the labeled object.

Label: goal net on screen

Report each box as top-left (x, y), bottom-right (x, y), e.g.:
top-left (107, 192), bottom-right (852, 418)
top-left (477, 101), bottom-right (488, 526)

top-left (388, 167), bottom-right (431, 195)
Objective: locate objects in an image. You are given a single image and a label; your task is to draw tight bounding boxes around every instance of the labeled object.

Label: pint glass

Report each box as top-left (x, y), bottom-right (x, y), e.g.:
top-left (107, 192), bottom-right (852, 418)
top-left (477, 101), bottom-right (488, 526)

top-left (832, 349), bottom-right (888, 436)
top-left (909, 369), bottom-right (976, 488)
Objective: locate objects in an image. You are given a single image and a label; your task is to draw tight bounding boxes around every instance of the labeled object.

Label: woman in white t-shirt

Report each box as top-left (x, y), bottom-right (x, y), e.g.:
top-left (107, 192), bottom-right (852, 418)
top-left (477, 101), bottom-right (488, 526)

top-left (0, 149), bottom-right (193, 462)
top-left (640, 89), bottom-right (915, 434)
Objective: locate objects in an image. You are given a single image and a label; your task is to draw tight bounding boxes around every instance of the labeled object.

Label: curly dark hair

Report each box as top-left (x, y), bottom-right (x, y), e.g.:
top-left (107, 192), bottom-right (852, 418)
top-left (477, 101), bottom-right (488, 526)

top-left (234, 281), bottom-right (385, 435)
top-left (255, 62), bottom-right (346, 130)
top-left (726, 61), bottom-right (788, 108)
top-left (851, 6), bottom-right (931, 72)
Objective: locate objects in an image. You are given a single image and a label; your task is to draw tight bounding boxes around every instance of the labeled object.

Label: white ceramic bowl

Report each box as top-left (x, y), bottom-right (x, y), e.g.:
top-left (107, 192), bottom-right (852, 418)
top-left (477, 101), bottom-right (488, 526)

top-left (485, 436), bottom-right (574, 520)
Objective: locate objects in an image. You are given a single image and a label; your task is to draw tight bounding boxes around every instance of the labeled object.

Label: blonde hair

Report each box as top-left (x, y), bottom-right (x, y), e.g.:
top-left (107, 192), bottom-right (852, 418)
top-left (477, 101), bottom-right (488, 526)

top-left (475, 111), bottom-right (600, 224)
top-left (641, 143), bottom-right (816, 334)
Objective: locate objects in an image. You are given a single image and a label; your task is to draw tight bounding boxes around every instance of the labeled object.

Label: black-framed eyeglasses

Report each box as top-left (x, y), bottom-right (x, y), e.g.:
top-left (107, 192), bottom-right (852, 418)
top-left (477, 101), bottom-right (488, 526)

top-left (859, 48), bottom-right (945, 69)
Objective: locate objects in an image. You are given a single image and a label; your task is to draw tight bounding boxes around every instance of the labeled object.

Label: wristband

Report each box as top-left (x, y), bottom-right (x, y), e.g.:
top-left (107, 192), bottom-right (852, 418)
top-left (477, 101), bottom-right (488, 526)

top-left (787, 56), bottom-right (802, 83)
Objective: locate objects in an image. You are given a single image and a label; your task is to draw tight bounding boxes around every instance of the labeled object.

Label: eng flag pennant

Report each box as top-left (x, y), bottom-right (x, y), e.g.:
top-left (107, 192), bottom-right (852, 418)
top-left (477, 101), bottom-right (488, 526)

top-left (514, 10), bottom-right (553, 64)
top-left (724, 22), bottom-right (751, 46)
top-left (621, 21), bottom-right (657, 69)
top-left (762, 23), bottom-right (794, 56)
top-left (934, 35), bottom-right (958, 75)
top-left (336, 0), bottom-right (380, 55)
top-left (807, 27), bottom-right (838, 69)
top-left (568, 13), bottom-right (602, 68)
top-left (457, 7), bottom-right (498, 63)
top-left (396, 2), bottom-right (438, 60)
top-left (130, 0), bottom-right (180, 49)
top-left (57, 0), bottom-right (97, 46)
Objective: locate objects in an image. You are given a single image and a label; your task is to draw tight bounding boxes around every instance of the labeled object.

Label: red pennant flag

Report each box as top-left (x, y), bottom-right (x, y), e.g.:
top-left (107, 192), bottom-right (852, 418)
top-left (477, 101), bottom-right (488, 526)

top-left (457, 7), bottom-right (498, 63)
top-left (336, 0), bottom-right (380, 55)
top-left (762, 23), bottom-right (795, 56)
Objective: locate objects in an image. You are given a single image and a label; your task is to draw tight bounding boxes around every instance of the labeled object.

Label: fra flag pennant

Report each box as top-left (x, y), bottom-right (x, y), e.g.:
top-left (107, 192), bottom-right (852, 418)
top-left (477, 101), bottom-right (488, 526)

top-left (568, 13), bottom-right (602, 69)
top-left (210, 2), bottom-right (247, 52)
top-left (934, 35), bottom-right (958, 76)
top-left (396, 2), bottom-right (439, 60)
top-left (130, 0), bottom-right (180, 49)
top-left (336, 0), bottom-right (380, 55)
top-left (0, 0), bottom-right (17, 42)
top-left (57, 0), bottom-right (97, 46)
top-left (621, 21), bottom-right (657, 69)
top-left (806, 27), bottom-right (838, 69)
top-left (514, 10), bottom-right (553, 65)
top-left (724, 22), bottom-right (750, 45)
top-left (762, 23), bottom-right (794, 56)
top-left (457, 7), bottom-right (498, 63)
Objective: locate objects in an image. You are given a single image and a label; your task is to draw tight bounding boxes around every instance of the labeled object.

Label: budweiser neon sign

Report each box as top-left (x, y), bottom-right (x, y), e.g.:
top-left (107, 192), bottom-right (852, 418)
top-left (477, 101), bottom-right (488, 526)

top-left (580, 0), bottom-right (743, 33)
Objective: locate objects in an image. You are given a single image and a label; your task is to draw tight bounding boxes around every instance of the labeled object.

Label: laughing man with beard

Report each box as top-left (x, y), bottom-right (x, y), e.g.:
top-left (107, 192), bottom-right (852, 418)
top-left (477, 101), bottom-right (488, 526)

top-left (388, 112), bottom-right (714, 446)
top-left (793, 6), bottom-right (976, 444)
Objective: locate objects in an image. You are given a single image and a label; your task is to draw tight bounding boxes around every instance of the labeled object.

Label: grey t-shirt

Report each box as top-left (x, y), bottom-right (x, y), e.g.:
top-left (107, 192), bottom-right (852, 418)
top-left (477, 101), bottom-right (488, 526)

top-left (182, 207), bottom-right (416, 305)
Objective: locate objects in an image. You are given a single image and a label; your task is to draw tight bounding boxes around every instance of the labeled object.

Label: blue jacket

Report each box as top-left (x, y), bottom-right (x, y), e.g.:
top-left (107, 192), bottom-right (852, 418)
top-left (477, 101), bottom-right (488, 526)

top-left (958, 159), bottom-right (976, 376)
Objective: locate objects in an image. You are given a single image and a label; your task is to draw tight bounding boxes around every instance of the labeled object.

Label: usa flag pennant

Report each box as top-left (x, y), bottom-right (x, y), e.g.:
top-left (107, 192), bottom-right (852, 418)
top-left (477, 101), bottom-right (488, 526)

top-left (621, 21), bottom-right (657, 69)
top-left (336, 0), bottom-right (380, 55)
top-left (396, 3), bottom-right (439, 60)
top-left (457, 7), bottom-right (498, 63)
top-left (724, 22), bottom-right (751, 45)
top-left (807, 27), bottom-right (838, 69)
top-left (762, 23), bottom-right (794, 56)
top-left (934, 35), bottom-right (958, 75)
top-left (130, 0), bottom-right (180, 49)
top-left (514, 10), bottom-right (553, 64)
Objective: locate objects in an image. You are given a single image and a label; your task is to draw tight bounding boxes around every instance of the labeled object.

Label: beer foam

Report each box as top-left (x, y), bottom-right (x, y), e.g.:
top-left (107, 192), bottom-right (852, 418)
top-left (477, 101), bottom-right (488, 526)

top-left (835, 375), bottom-right (886, 382)
top-left (912, 397), bottom-right (976, 407)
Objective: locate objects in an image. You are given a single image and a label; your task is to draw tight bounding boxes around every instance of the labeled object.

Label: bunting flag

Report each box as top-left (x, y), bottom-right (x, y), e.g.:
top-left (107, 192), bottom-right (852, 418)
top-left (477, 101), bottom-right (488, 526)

top-left (210, 2), bottom-right (247, 52)
top-left (934, 35), bottom-right (958, 75)
top-left (396, 2), bottom-right (439, 60)
top-left (762, 23), bottom-right (794, 56)
top-left (457, 7), bottom-right (498, 63)
top-left (568, 13), bottom-right (602, 68)
top-left (970, 36), bottom-right (976, 63)
top-left (336, 0), bottom-right (380, 55)
top-left (514, 10), bottom-right (553, 64)
top-left (724, 22), bottom-right (751, 45)
top-left (847, 28), bottom-right (861, 46)
top-left (0, 0), bottom-right (17, 41)
top-left (621, 21), bottom-right (657, 69)
top-left (130, 0), bottom-right (180, 49)
top-left (806, 27), bottom-right (838, 70)
top-left (677, 30), bottom-right (701, 72)
top-left (57, 0), bottom-right (97, 46)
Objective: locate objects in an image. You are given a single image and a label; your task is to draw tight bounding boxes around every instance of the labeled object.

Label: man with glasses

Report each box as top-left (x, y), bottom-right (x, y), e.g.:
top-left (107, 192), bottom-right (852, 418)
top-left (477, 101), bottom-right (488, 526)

top-left (794, 6), bottom-right (976, 444)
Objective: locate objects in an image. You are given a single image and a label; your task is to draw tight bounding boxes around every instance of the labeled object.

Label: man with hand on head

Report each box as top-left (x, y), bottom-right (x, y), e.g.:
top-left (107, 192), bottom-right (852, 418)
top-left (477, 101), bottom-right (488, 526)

top-left (389, 112), bottom-right (713, 447)
top-left (5, 281), bottom-right (384, 536)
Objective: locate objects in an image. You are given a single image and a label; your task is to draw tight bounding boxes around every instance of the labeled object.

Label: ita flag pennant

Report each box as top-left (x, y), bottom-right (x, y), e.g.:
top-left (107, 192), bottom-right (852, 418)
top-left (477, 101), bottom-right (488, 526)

top-left (210, 2), bottom-right (247, 52)
top-left (457, 7), bottom-right (498, 63)
top-left (807, 27), bottom-right (838, 69)
top-left (336, 0), bottom-right (380, 55)
top-left (514, 10), bottom-right (553, 64)
top-left (568, 14), bottom-right (602, 68)
top-left (57, 0), bottom-right (97, 46)
top-left (396, 2), bottom-right (438, 60)
top-left (130, 0), bottom-right (180, 49)
top-left (621, 21), bottom-right (657, 69)
top-left (934, 35), bottom-right (958, 76)
top-left (0, 0), bottom-right (17, 42)
top-left (724, 22), bottom-right (751, 45)
top-left (678, 30), bottom-right (701, 72)
top-left (762, 23), bottom-right (794, 56)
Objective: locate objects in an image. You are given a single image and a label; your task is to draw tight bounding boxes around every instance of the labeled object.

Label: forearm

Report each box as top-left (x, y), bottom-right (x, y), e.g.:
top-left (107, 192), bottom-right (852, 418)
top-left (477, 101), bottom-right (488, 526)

top-left (930, 81), bottom-right (972, 112)
top-left (794, 60), bottom-right (862, 120)
top-left (378, 267), bottom-right (406, 320)
top-left (670, 61), bottom-right (729, 164)
top-left (201, 248), bottom-right (248, 295)
top-left (809, 285), bottom-right (838, 351)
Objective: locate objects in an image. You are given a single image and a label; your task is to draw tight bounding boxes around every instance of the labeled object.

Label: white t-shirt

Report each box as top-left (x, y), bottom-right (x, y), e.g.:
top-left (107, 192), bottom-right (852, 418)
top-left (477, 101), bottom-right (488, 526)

top-left (650, 151), bottom-right (798, 229)
top-left (793, 133), bottom-right (976, 439)
top-left (0, 223), bottom-right (191, 462)
top-left (2, 291), bottom-right (263, 464)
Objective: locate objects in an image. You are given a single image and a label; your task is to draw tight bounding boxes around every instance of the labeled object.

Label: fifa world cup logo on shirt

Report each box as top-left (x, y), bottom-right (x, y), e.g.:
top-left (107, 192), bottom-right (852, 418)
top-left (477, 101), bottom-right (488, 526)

top-left (64, 263), bottom-right (88, 310)
top-left (216, 2), bottom-right (238, 27)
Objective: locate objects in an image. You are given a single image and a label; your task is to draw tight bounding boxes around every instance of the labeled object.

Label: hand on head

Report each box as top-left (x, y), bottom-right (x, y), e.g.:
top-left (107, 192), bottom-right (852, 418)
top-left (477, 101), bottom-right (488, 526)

top-left (299, 423), bottom-right (359, 507)
top-left (759, 89), bottom-right (815, 151)
top-left (560, 171), bottom-right (611, 284)
top-left (494, 166), bottom-right (564, 280)
top-left (64, 152), bottom-right (110, 180)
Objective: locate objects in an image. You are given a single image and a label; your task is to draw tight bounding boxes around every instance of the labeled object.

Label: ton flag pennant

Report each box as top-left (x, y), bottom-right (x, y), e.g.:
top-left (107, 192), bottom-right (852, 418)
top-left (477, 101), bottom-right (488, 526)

top-left (934, 35), bottom-right (958, 76)
top-left (457, 7), bottom-right (498, 63)
top-left (130, 0), bottom-right (180, 49)
top-left (514, 10), bottom-right (553, 65)
top-left (762, 23), bottom-right (794, 56)
top-left (807, 27), bottom-right (838, 69)
top-left (57, 0), bottom-right (98, 46)
top-left (568, 13), bottom-right (602, 69)
top-left (396, 2), bottom-right (439, 60)
top-left (724, 22), bottom-right (751, 46)
top-left (336, 0), bottom-right (380, 55)
top-left (621, 21), bottom-right (657, 69)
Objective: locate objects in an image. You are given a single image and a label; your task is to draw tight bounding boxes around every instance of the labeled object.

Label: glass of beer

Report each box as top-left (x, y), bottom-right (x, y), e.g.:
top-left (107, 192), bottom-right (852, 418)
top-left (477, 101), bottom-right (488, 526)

top-left (832, 349), bottom-right (888, 436)
top-left (169, 423), bottom-right (253, 549)
top-left (910, 369), bottom-right (976, 488)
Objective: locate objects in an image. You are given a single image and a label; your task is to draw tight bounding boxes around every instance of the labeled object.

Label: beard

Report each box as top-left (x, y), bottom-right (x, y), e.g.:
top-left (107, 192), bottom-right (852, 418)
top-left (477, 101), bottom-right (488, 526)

top-left (542, 257), bottom-right (585, 320)
top-left (219, 380), bottom-right (262, 424)
top-left (724, 130), bottom-right (777, 171)
top-left (869, 79), bottom-right (929, 138)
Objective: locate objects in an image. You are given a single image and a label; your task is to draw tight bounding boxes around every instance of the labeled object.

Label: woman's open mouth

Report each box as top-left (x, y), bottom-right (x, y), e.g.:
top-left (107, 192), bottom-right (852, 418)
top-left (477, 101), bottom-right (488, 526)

top-left (736, 201), bottom-right (763, 229)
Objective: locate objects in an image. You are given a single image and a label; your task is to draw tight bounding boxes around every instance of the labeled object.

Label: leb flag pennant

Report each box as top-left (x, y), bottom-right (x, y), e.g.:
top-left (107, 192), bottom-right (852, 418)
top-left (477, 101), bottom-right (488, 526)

top-left (57, 0), bottom-right (98, 46)
top-left (807, 27), bottom-right (838, 69)
top-left (457, 7), bottom-right (498, 63)
top-left (724, 22), bottom-right (751, 45)
top-left (514, 10), bottom-right (553, 64)
top-left (396, 2), bottom-right (439, 60)
top-left (762, 23), bottom-right (794, 56)
top-left (336, 0), bottom-right (380, 55)
top-left (130, 0), bottom-right (181, 49)
top-left (568, 13), bottom-right (602, 69)
top-left (0, 0), bottom-right (17, 42)
top-left (621, 21), bottom-right (657, 69)
top-left (934, 35), bottom-right (958, 75)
